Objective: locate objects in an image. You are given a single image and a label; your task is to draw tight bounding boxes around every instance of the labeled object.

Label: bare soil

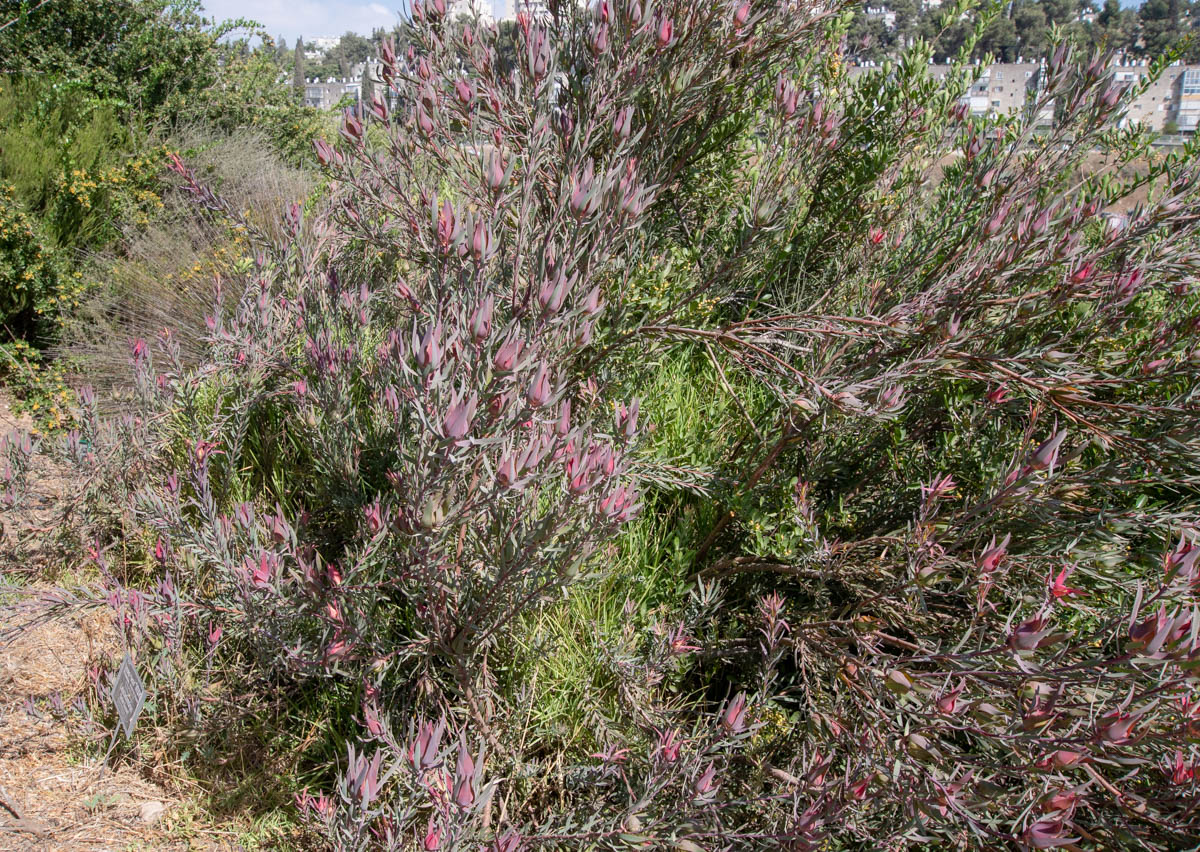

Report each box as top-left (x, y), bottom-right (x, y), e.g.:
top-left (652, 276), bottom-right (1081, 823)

top-left (0, 394), bottom-right (237, 850)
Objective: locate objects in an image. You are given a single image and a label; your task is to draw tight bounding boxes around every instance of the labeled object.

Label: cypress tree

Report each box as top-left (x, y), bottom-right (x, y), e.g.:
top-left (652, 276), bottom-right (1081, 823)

top-left (293, 38), bottom-right (305, 103)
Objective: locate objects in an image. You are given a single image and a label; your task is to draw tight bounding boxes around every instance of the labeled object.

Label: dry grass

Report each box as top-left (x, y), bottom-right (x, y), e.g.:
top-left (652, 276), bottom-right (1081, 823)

top-left (55, 130), bottom-right (315, 405)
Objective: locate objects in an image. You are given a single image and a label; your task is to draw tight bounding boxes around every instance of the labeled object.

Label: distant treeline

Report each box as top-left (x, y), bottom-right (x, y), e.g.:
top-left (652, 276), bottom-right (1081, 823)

top-left (847, 0), bottom-right (1200, 64)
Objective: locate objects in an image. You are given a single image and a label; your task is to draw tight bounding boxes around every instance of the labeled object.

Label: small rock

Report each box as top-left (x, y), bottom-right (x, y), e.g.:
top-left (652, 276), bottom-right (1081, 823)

top-left (139, 801), bottom-right (166, 824)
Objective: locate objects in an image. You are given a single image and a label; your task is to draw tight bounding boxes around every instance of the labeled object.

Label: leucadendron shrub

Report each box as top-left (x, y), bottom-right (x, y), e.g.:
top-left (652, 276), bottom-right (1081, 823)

top-left (29, 0), bottom-right (1200, 848)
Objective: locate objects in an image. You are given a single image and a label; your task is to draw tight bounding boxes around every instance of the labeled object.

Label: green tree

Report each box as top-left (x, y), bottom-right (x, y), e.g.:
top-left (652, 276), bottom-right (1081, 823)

top-left (293, 37), bottom-right (306, 101)
top-left (361, 62), bottom-right (374, 107)
top-left (0, 0), bottom-right (240, 119)
top-left (979, 15), bottom-right (1018, 61)
top-left (1094, 0), bottom-right (1139, 52)
top-left (1014, 2), bottom-right (1049, 60)
top-left (337, 32), bottom-right (373, 66)
top-left (1140, 0), bottom-right (1189, 56)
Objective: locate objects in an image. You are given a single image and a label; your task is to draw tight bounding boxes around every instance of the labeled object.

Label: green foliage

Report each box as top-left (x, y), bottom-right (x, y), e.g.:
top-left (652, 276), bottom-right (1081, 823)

top-left (0, 0), bottom-right (224, 119)
top-left (848, 0), bottom-right (1200, 63)
top-left (0, 2), bottom-right (322, 356)
top-left (0, 183), bottom-right (59, 336)
top-left (11, 5), bottom-right (1200, 848)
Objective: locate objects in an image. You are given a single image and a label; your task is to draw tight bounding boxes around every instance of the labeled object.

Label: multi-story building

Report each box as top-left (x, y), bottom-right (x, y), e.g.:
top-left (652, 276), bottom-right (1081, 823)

top-left (448, 0), bottom-right (494, 22)
top-left (911, 62), bottom-right (1045, 121)
top-left (865, 5), bottom-right (898, 29)
top-left (1173, 67), bottom-right (1200, 132)
top-left (969, 63), bottom-right (1042, 117)
top-left (303, 80), bottom-right (354, 111)
top-left (1106, 62), bottom-right (1200, 133)
top-left (304, 36), bottom-right (341, 60)
top-left (849, 60), bottom-right (1200, 136)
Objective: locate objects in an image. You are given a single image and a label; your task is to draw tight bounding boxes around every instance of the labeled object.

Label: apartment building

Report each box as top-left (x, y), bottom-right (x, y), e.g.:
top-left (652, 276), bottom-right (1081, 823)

top-left (303, 80), bottom-right (356, 110)
top-left (850, 60), bottom-right (1200, 134)
top-left (448, 0), bottom-right (494, 22)
top-left (1180, 68), bottom-right (1200, 132)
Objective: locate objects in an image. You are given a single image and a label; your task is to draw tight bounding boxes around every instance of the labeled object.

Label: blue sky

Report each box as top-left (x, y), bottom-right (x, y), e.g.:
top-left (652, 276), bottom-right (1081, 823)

top-left (199, 1), bottom-right (505, 43)
top-left (202, 1), bottom-right (1148, 45)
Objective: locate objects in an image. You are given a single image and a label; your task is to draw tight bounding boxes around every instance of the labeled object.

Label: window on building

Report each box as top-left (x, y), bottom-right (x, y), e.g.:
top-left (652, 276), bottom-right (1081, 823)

top-left (1184, 70), bottom-right (1200, 95)
top-left (992, 100), bottom-right (1000, 107)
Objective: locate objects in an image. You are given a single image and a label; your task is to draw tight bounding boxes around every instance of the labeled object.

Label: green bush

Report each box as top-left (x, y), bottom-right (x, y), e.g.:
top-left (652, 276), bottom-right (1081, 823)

top-left (0, 183), bottom-right (59, 338)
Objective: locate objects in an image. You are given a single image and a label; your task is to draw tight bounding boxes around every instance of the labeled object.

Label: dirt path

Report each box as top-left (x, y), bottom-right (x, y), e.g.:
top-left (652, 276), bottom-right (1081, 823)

top-left (0, 394), bottom-right (236, 850)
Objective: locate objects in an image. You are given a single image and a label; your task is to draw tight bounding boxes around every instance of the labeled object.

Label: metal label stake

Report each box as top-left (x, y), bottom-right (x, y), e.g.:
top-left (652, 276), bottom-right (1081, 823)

top-left (110, 652), bottom-right (146, 740)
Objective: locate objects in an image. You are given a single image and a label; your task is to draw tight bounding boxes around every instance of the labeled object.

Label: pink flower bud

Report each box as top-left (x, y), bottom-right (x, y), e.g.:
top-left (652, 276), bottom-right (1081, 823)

top-left (694, 763), bottom-right (718, 796)
top-left (775, 75), bottom-right (799, 117)
top-left (977, 533), bottom-right (1010, 573)
top-left (470, 219), bottom-right (495, 261)
top-left (413, 324), bottom-right (443, 372)
top-left (1023, 818), bottom-right (1080, 849)
top-left (470, 295), bottom-right (494, 342)
top-left (417, 105), bottom-right (435, 135)
top-left (486, 150), bottom-right (507, 191)
top-left (412, 717), bottom-right (446, 770)
top-left (879, 385), bottom-right (904, 411)
top-left (453, 742), bottom-right (477, 809)
top-left (616, 398), bottom-right (639, 439)
top-left (657, 727), bottom-right (682, 763)
top-left (583, 285), bottom-right (604, 316)
top-left (494, 336), bottom-right (523, 372)
top-left (1070, 261), bottom-right (1096, 285)
top-left (984, 204), bottom-right (1008, 237)
top-left (1029, 429), bottom-right (1067, 472)
top-left (613, 105), bottom-right (633, 140)
top-left (591, 22), bottom-right (609, 55)
top-left (526, 362), bottom-right (552, 408)
top-left (340, 109), bottom-right (364, 143)
top-left (734, 1), bottom-right (750, 28)
top-left (526, 28), bottom-right (550, 77)
top-left (657, 16), bottom-right (674, 47)
top-left (1165, 749), bottom-right (1195, 785)
top-left (569, 162), bottom-right (600, 219)
top-left (556, 400), bottom-right (571, 436)
top-left (1097, 709), bottom-right (1139, 744)
top-left (935, 679), bottom-right (965, 715)
top-left (1009, 615), bottom-right (1054, 652)
top-left (313, 138), bottom-right (335, 167)
top-left (1032, 207), bottom-right (1051, 234)
top-left (455, 78), bottom-right (474, 105)
top-left (721, 692), bottom-right (748, 733)
top-left (436, 199), bottom-right (458, 250)
top-left (443, 392), bottom-right (478, 441)
top-left (370, 93), bottom-right (388, 122)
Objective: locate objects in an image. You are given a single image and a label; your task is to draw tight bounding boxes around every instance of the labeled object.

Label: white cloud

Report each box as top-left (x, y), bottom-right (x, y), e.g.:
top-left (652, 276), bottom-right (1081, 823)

top-left (200, 1), bottom-right (505, 41)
